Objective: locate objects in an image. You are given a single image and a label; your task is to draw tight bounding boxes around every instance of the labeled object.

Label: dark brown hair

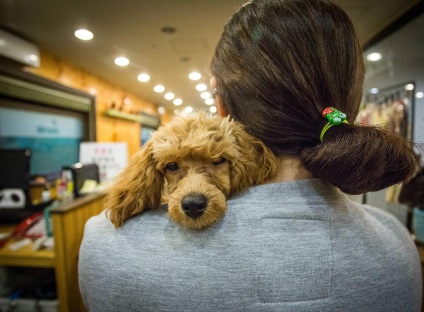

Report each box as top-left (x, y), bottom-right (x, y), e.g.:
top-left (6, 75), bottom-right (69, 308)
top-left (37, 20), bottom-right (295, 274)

top-left (210, 0), bottom-right (419, 194)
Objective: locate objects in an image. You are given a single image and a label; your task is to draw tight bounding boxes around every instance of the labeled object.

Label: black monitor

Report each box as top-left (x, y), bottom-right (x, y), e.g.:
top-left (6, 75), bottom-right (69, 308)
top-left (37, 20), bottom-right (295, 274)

top-left (0, 149), bottom-right (31, 190)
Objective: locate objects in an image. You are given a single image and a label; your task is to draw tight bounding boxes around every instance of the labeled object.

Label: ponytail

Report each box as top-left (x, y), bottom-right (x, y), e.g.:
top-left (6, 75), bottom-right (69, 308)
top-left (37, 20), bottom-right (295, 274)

top-left (299, 124), bottom-right (420, 194)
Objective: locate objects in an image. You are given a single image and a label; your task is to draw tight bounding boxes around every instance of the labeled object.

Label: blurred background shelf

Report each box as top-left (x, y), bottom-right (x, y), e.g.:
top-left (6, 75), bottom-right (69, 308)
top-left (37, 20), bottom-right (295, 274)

top-left (104, 109), bottom-right (160, 128)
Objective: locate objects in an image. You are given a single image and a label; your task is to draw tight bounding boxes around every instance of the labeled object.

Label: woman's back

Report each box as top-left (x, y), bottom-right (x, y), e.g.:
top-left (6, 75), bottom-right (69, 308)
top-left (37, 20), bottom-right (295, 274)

top-left (79, 179), bottom-right (421, 312)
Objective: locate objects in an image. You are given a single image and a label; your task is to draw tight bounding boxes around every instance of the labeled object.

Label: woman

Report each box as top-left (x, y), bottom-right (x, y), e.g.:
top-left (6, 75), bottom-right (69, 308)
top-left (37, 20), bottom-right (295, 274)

top-left (79, 0), bottom-right (422, 311)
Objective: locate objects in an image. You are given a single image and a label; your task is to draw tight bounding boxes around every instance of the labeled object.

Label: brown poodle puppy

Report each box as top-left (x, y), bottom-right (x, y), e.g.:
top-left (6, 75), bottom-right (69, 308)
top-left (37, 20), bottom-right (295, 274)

top-left (106, 112), bottom-right (278, 230)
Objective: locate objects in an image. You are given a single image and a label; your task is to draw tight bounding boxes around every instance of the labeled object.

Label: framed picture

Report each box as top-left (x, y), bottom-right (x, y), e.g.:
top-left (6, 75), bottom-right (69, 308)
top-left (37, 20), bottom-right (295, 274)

top-left (357, 81), bottom-right (415, 140)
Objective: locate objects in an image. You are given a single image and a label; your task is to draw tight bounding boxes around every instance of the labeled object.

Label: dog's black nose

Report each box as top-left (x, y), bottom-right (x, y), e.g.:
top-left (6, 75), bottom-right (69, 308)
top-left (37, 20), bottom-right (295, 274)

top-left (181, 193), bottom-right (208, 219)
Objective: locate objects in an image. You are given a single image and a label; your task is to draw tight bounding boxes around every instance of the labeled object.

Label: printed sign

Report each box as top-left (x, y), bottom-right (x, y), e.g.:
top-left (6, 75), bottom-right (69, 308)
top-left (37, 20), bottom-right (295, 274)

top-left (79, 142), bottom-right (128, 182)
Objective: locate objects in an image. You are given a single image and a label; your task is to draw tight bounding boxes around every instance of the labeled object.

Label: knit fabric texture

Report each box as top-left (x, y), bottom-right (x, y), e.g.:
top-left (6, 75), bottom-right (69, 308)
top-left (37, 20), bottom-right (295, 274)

top-left (79, 179), bottom-right (422, 312)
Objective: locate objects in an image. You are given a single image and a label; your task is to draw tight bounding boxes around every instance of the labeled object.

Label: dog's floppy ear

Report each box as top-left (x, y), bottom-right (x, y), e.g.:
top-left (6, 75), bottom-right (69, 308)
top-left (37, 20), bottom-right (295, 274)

top-left (105, 141), bottom-right (163, 228)
top-left (229, 121), bottom-right (279, 194)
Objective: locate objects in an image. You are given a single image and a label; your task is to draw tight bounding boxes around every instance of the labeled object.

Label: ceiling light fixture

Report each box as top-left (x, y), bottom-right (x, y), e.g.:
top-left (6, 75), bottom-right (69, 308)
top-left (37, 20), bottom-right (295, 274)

top-left (75, 29), bottom-right (94, 41)
top-left (416, 92), bottom-right (423, 99)
top-left (200, 91), bottom-right (211, 99)
top-left (165, 92), bottom-right (175, 100)
top-left (173, 98), bottom-right (183, 105)
top-left (137, 73), bottom-right (150, 82)
top-left (154, 85), bottom-right (165, 93)
top-left (88, 87), bottom-right (97, 95)
top-left (115, 57), bottom-right (129, 66)
top-left (370, 88), bottom-right (379, 94)
top-left (209, 106), bottom-right (217, 113)
top-left (123, 97), bottom-right (131, 105)
top-left (366, 53), bottom-right (382, 62)
top-left (185, 106), bottom-right (193, 114)
top-left (196, 84), bottom-right (207, 92)
top-left (189, 72), bottom-right (201, 80)
top-left (158, 107), bottom-right (165, 115)
top-left (405, 84), bottom-right (414, 91)
top-left (205, 98), bottom-right (214, 105)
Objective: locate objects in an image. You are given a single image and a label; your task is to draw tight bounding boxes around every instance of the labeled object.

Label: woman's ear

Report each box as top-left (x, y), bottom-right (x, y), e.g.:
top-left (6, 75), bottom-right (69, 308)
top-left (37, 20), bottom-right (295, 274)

top-left (210, 76), bottom-right (228, 117)
top-left (216, 98), bottom-right (228, 118)
top-left (105, 142), bottom-right (164, 228)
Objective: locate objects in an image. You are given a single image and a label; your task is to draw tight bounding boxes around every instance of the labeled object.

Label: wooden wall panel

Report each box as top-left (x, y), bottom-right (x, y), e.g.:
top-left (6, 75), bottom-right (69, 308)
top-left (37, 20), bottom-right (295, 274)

top-left (26, 50), bottom-right (170, 157)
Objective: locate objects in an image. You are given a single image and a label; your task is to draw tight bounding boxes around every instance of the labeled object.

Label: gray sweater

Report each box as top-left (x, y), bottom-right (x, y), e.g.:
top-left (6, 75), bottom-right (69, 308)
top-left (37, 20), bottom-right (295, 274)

top-left (79, 179), bottom-right (422, 312)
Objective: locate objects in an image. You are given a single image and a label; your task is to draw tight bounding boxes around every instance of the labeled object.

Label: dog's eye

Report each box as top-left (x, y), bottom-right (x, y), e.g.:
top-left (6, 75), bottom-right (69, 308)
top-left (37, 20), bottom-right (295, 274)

top-left (212, 157), bottom-right (226, 166)
top-left (165, 162), bottom-right (179, 171)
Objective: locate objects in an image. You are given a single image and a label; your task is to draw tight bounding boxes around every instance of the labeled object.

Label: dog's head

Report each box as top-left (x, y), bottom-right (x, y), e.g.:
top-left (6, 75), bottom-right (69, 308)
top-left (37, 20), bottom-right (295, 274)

top-left (106, 112), bottom-right (278, 229)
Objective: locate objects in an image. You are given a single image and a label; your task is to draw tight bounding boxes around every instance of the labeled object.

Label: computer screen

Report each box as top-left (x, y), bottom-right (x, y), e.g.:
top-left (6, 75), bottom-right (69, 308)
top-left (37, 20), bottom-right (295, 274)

top-left (0, 106), bottom-right (84, 176)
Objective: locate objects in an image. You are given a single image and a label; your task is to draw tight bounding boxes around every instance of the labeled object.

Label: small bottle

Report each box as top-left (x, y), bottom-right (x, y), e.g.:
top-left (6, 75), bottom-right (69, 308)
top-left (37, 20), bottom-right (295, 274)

top-left (41, 183), bottom-right (51, 202)
top-left (57, 172), bottom-right (67, 200)
top-left (65, 170), bottom-right (74, 199)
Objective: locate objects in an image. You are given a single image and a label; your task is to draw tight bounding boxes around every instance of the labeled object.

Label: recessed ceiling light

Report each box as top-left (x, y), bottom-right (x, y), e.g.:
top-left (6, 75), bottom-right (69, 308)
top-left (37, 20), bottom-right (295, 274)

top-left (137, 73), bottom-right (150, 82)
top-left (205, 98), bottom-right (214, 105)
top-left (154, 85), bottom-right (165, 93)
top-left (209, 106), bottom-right (217, 113)
top-left (165, 92), bottom-right (175, 100)
top-left (185, 106), bottom-right (193, 114)
top-left (115, 57), bottom-right (129, 66)
top-left (123, 97), bottom-right (131, 105)
top-left (75, 29), bottom-right (93, 41)
top-left (200, 91), bottom-right (211, 99)
top-left (196, 84), bottom-right (207, 91)
top-left (405, 84), bottom-right (414, 91)
top-left (173, 98), bottom-right (183, 105)
top-left (367, 53), bottom-right (382, 61)
top-left (189, 72), bottom-right (201, 80)
top-left (158, 107), bottom-right (165, 115)
top-left (88, 87), bottom-right (97, 95)
top-left (370, 88), bottom-right (379, 94)
top-left (416, 92), bottom-right (423, 99)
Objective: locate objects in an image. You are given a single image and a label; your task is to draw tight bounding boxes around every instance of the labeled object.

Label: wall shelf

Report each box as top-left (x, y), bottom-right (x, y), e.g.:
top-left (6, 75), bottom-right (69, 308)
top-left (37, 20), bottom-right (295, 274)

top-left (103, 109), bottom-right (160, 128)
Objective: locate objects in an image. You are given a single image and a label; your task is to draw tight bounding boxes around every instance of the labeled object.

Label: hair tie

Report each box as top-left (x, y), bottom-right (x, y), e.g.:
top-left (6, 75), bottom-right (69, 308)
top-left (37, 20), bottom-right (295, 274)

top-left (320, 107), bottom-right (348, 142)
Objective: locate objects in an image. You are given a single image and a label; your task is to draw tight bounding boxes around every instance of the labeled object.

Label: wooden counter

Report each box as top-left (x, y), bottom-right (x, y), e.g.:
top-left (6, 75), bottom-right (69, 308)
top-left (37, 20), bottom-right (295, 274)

top-left (0, 240), bottom-right (55, 268)
top-left (0, 193), bottom-right (106, 312)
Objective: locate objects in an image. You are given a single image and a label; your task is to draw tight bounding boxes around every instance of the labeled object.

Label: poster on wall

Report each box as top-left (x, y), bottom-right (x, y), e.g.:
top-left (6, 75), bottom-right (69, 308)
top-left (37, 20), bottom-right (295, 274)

top-left (357, 82), bottom-right (414, 140)
top-left (79, 142), bottom-right (128, 182)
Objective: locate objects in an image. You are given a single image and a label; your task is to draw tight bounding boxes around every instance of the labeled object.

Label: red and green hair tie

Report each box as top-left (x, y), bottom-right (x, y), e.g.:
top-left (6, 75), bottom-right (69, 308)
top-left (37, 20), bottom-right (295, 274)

top-left (320, 107), bottom-right (348, 142)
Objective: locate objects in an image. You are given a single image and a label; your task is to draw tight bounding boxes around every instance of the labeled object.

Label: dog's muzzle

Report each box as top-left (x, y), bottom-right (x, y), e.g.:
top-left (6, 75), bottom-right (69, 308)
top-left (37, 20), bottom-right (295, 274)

top-left (181, 193), bottom-right (208, 219)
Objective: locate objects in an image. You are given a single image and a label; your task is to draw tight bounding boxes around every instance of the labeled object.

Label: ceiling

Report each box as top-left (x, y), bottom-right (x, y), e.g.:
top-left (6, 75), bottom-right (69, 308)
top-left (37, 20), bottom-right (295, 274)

top-left (0, 0), bottom-right (420, 114)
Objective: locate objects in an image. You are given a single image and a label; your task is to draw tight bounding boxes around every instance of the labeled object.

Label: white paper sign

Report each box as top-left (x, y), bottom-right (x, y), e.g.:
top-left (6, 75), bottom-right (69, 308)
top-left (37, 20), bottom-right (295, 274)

top-left (79, 142), bottom-right (128, 182)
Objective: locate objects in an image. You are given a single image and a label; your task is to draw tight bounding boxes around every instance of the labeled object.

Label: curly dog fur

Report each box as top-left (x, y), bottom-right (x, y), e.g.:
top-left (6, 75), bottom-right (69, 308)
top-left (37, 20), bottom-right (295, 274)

top-left (105, 112), bottom-right (278, 230)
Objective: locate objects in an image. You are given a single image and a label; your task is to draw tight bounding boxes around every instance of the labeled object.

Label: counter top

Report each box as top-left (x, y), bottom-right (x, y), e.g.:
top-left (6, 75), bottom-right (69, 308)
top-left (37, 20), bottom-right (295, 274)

top-left (0, 235), bottom-right (55, 268)
top-left (49, 192), bottom-right (106, 213)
